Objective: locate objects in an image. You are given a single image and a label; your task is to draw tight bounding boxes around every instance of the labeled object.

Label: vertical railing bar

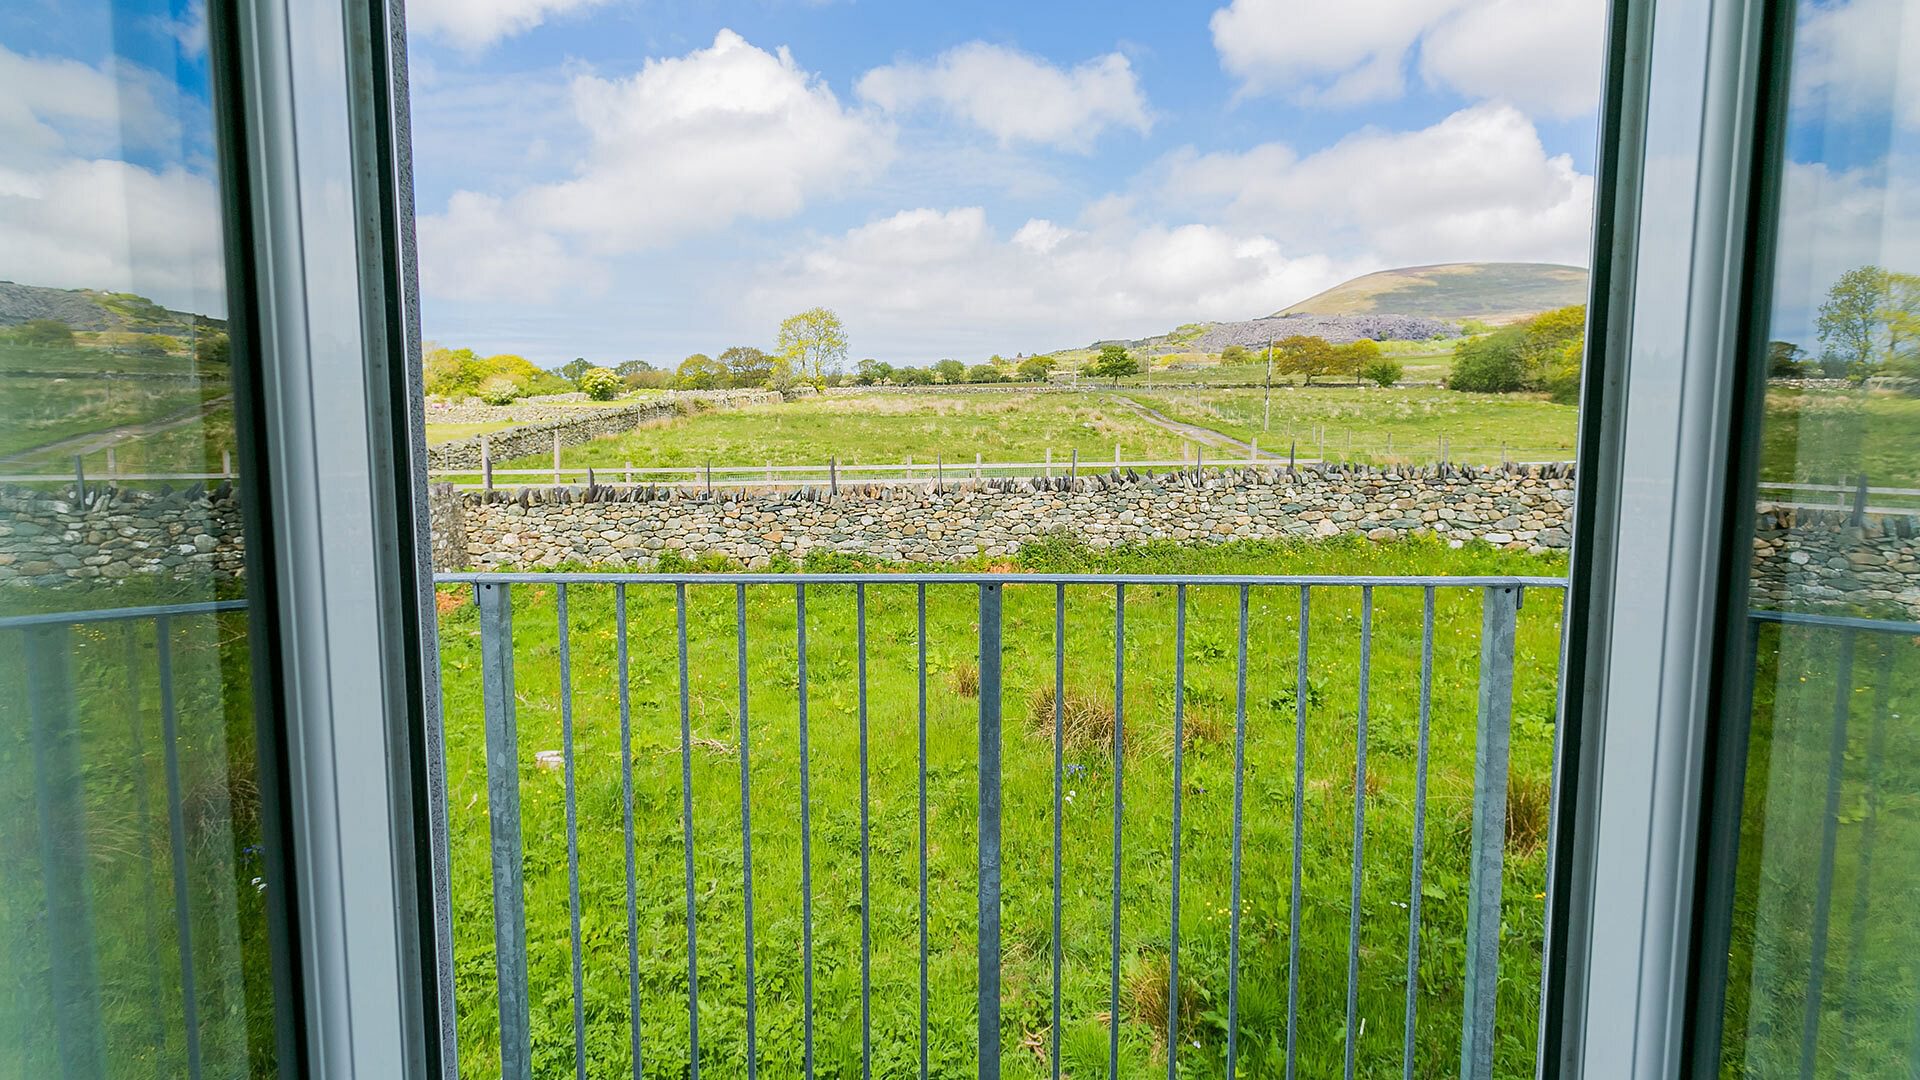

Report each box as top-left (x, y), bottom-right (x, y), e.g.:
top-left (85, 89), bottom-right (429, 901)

top-left (1287, 585), bottom-right (1311, 1080)
top-left (1345, 587), bottom-right (1373, 1080)
top-left (676, 585), bottom-right (701, 1079)
top-left (858, 583), bottom-right (873, 1080)
top-left (1108, 583), bottom-right (1126, 1080)
top-left (1051, 582), bottom-right (1065, 1080)
top-left (1167, 584), bottom-right (1187, 1080)
top-left (1801, 626), bottom-right (1857, 1079)
top-left (736, 583), bottom-right (759, 1079)
top-left (154, 616), bottom-right (204, 1080)
top-left (559, 586), bottom-right (586, 1080)
top-left (1840, 648), bottom-right (1895, 1047)
top-left (979, 582), bottom-right (1005, 1080)
top-left (618, 586), bottom-right (642, 1079)
top-left (918, 583), bottom-right (931, 1080)
top-left (1403, 588), bottom-right (1435, 1080)
top-left (123, 624), bottom-right (170, 1060)
top-left (1227, 584), bottom-right (1251, 1077)
top-left (477, 582), bottom-right (530, 1080)
top-left (1460, 585), bottom-right (1518, 1080)
top-left (24, 624), bottom-right (103, 1079)
top-left (798, 585), bottom-right (816, 1080)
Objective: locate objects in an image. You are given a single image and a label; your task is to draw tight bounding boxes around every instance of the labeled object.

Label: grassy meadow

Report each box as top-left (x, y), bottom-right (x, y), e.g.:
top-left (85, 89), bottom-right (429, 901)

top-left (1758, 386), bottom-right (1920, 487)
top-left (435, 537), bottom-right (1568, 1079)
top-left (1121, 388), bottom-right (1578, 466)
top-left (0, 343), bottom-right (230, 470)
top-left (493, 392), bottom-right (1192, 476)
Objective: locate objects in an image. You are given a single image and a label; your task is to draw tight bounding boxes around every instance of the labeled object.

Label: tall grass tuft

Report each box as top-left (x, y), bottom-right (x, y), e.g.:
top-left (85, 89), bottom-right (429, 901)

top-left (1027, 684), bottom-right (1118, 752)
top-left (1506, 768), bottom-right (1553, 857)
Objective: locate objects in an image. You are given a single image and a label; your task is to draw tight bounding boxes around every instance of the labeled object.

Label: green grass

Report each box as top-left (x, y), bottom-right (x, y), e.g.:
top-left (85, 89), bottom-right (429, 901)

top-left (1758, 386), bottom-right (1920, 486)
top-left (436, 537), bottom-right (1567, 1078)
top-left (1121, 388), bottom-right (1578, 465)
top-left (0, 343), bottom-right (233, 471)
top-left (1718, 623), bottom-right (1920, 1076)
top-left (499, 392), bottom-right (1192, 474)
top-left (429, 421), bottom-right (524, 445)
top-left (0, 579), bottom-right (273, 1079)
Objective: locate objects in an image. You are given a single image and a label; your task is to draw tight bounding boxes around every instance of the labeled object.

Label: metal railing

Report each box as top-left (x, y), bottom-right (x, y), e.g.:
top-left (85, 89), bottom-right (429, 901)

top-left (428, 571), bottom-right (1568, 1080)
top-left (1, 598), bottom-right (247, 1080)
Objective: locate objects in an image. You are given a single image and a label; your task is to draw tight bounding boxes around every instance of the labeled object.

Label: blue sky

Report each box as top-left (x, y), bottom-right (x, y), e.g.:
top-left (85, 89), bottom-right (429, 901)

top-left (6, 0), bottom-right (1918, 364)
top-left (404, 0), bottom-right (1610, 365)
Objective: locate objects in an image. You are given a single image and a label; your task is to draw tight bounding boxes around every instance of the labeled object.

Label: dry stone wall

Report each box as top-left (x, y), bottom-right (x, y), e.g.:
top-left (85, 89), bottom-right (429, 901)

top-left (0, 484), bottom-right (245, 585)
top-left (455, 464), bottom-right (1578, 569)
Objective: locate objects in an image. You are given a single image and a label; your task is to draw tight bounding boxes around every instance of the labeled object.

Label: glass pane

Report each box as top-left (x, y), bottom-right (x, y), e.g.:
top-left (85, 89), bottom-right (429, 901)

top-left (1723, 0), bottom-right (1920, 1074)
top-left (0, 3), bottom-right (281, 1077)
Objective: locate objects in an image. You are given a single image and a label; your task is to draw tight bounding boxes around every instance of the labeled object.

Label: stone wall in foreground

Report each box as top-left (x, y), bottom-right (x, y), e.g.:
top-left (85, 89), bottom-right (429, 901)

top-left (0, 484), bottom-right (244, 585)
top-left (455, 464), bottom-right (1578, 569)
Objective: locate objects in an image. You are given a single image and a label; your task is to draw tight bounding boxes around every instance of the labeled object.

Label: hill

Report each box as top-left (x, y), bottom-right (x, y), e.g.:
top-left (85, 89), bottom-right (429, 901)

top-left (0, 281), bottom-right (222, 337)
top-left (1277, 262), bottom-right (1588, 324)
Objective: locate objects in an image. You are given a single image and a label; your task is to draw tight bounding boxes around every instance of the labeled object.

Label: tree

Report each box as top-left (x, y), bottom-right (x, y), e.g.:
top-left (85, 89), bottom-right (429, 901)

top-left (1273, 335), bottom-right (1338, 385)
top-left (1016, 355), bottom-right (1054, 382)
top-left (1768, 341), bottom-right (1808, 377)
top-left (675, 353), bottom-right (726, 390)
top-left (1085, 343), bottom-right (1140, 385)
top-left (15, 319), bottom-right (73, 347)
top-left (894, 365), bottom-right (933, 386)
top-left (965, 362), bottom-right (1005, 383)
top-left (854, 358), bottom-right (894, 385)
top-left (194, 332), bottom-right (232, 366)
top-left (932, 358), bottom-right (966, 384)
top-left (1449, 329), bottom-right (1529, 392)
top-left (1817, 265), bottom-right (1890, 373)
top-left (560, 357), bottom-right (593, 385)
top-left (1220, 344), bottom-right (1249, 364)
top-left (579, 367), bottom-right (622, 400)
top-left (1544, 340), bottom-right (1583, 404)
top-left (614, 359), bottom-right (654, 377)
top-left (719, 346), bottom-right (774, 387)
top-left (1332, 339), bottom-right (1381, 380)
top-left (776, 307), bottom-right (849, 385)
top-left (1359, 357), bottom-right (1403, 387)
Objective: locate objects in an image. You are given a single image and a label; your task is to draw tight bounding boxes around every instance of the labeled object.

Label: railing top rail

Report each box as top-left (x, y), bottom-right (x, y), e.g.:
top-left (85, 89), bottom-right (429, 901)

top-left (1748, 608), bottom-right (1920, 635)
top-left (0, 598), bottom-right (246, 630)
top-left (434, 571), bottom-right (1569, 588)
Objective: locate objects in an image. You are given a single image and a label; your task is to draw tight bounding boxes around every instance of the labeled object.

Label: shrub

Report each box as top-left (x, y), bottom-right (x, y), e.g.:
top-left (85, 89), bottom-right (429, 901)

top-left (578, 366), bottom-right (621, 400)
top-left (1449, 327), bottom-right (1529, 392)
top-left (1016, 355), bottom-right (1054, 381)
top-left (1359, 357), bottom-right (1403, 387)
top-left (932, 358), bottom-right (965, 383)
top-left (965, 362), bottom-right (1004, 383)
top-left (14, 319), bottom-right (73, 347)
top-left (476, 373), bottom-right (523, 405)
top-left (1220, 344), bottom-right (1249, 363)
top-left (194, 332), bottom-right (232, 366)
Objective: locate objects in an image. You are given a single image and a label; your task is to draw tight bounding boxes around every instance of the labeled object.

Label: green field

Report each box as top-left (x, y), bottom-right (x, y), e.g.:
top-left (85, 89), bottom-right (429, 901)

top-left (435, 538), bottom-right (1567, 1079)
top-left (1122, 388), bottom-right (1578, 466)
top-left (497, 392), bottom-right (1192, 475)
top-left (1759, 386), bottom-right (1920, 486)
top-left (429, 420), bottom-right (524, 445)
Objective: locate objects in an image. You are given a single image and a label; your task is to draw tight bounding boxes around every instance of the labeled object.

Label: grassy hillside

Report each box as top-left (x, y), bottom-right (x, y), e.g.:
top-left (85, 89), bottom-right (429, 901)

top-left (1278, 264), bottom-right (1589, 324)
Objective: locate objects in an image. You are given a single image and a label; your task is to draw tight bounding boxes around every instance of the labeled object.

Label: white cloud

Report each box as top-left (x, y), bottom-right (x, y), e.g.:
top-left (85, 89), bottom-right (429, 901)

top-left (416, 192), bottom-right (604, 303)
top-left (0, 158), bottom-right (225, 314)
top-left (1791, 0), bottom-right (1920, 130)
top-left (746, 206), bottom-right (1351, 359)
top-left (1209, 0), bottom-right (1604, 117)
top-left (1418, 0), bottom-right (1606, 118)
top-left (406, 0), bottom-right (608, 51)
top-left (1210, 0), bottom-right (1461, 104)
top-left (857, 42), bottom-right (1150, 149)
top-left (0, 46), bottom-right (223, 314)
top-left (0, 44), bottom-right (181, 164)
top-left (1163, 103), bottom-right (1594, 267)
top-left (1769, 158), bottom-right (1920, 342)
top-left (420, 30), bottom-right (893, 301)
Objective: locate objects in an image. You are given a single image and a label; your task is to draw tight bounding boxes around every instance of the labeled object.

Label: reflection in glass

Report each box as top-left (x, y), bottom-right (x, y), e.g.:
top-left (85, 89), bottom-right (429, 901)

top-left (1723, 0), bottom-right (1920, 1074)
top-left (0, 4), bottom-right (277, 1077)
